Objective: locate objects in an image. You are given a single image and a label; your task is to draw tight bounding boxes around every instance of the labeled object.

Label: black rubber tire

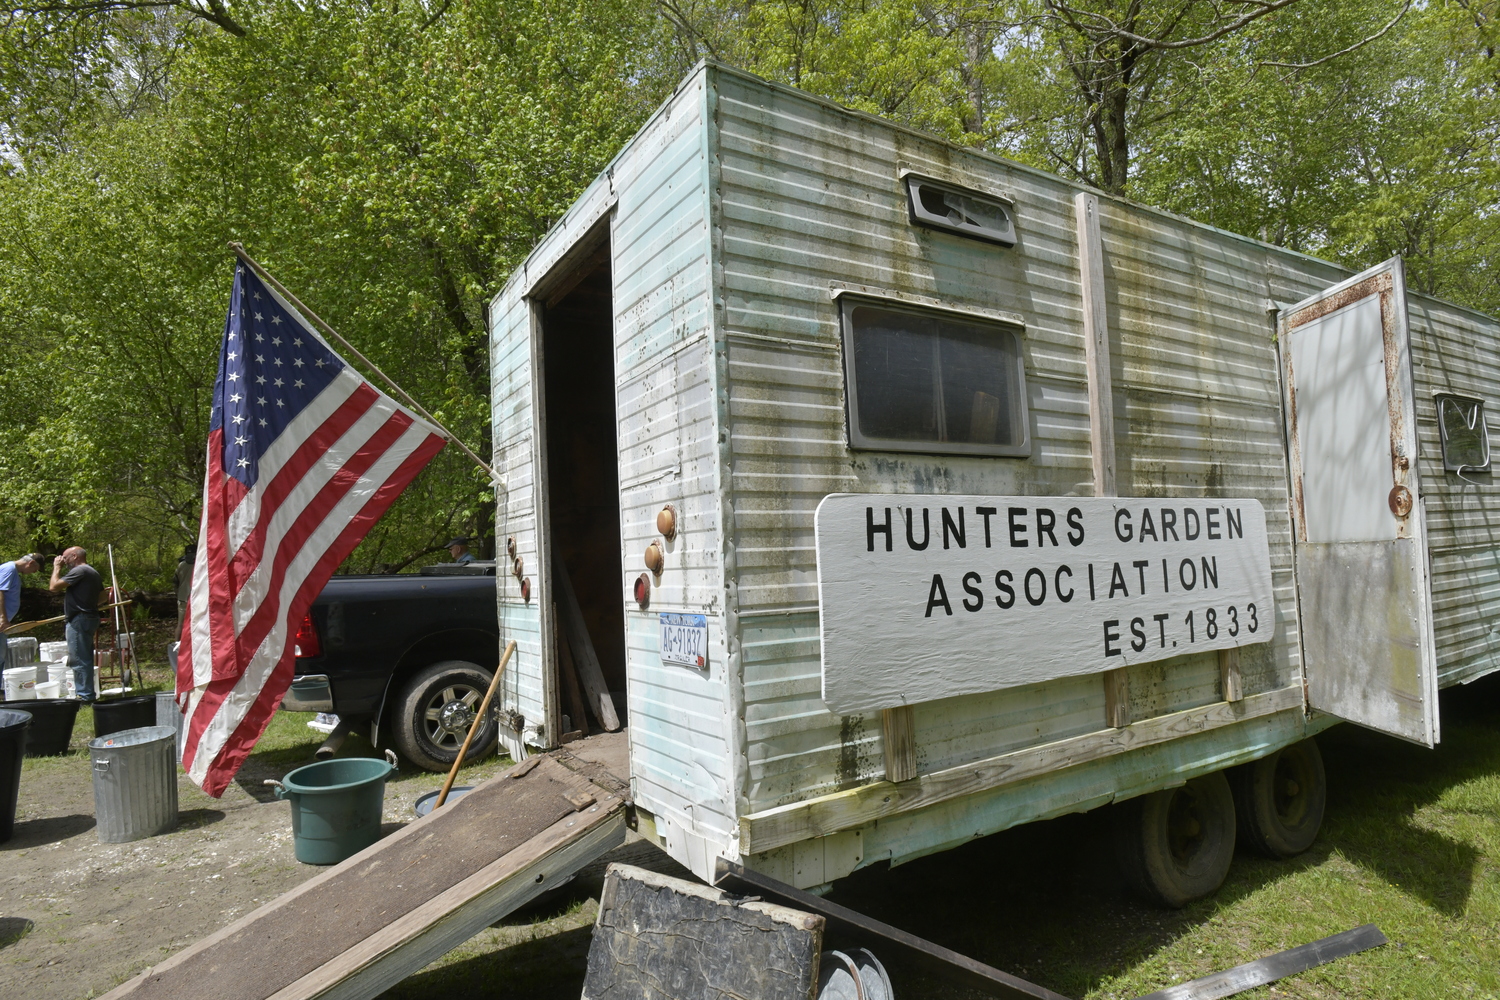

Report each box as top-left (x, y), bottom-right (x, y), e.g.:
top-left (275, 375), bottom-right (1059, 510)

top-left (391, 660), bottom-right (499, 773)
top-left (1233, 738), bottom-right (1326, 858)
top-left (1115, 770), bottom-right (1237, 908)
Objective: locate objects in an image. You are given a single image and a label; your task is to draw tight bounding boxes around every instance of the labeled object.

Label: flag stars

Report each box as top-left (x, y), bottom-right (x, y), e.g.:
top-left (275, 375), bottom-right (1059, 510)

top-left (252, 291), bottom-right (261, 301)
top-left (255, 375), bottom-right (266, 385)
top-left (314, 358), bottom-right (326, 368)
top-left (229, 392), bottom-right (242, 403)
top-left (258, 418), bottom-right (268, 427)
top-left (255, 354), bottom-right (264, 363)
top-left (293, 379), bottom-right (306, 389)
top-left (276, 399), bottom-right (286, 407)
top-left (254, 333), bottom-right (264, 342)
top-left (271, 336), bottom-right (283, 346)
top-left (227, 352), bottom-right (238, 362)
top-left (271, 315), bottom-right (283, 325)
top-left (273, 378), bottom-right (284, 387)
top-left (231, 414), bottom-right (245, 425)
top-left (273, 357), bottom-right (283, 367)
top-left (293, 337), bottom-right (303, 347)
top-left (293, 358), bottom-right (304, 368)
top-left (227, 372), bottom-right (239, 382)
top-left (255, 312), bottom-right (263, 321)
top-left (257, 396), bottom-right (267, 405)
top-left (234, 435), bottom-right (248, 446)
top-left (237, 457), bottom-right (250, 468)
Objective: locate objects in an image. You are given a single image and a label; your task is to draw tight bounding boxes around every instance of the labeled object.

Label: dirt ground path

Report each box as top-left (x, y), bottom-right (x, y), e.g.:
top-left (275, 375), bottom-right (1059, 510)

top-left (0, 708), bottom-right (514, 1000)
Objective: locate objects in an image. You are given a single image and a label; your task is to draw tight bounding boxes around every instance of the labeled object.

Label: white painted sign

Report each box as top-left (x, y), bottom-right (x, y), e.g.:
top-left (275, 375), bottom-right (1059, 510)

top-left (659, 612), bottom-right (708, 668)
top-left (816, 494), bottom-right (1275, 714)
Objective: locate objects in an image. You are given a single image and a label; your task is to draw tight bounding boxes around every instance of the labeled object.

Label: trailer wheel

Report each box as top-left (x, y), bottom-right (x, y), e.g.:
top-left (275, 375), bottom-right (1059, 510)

top-left (392, 660), bottom-right (498, 773)
top-left (1115, 770), bottom-right (1236, 908)
top-left (1233, 738), bottom-right (1326, 858)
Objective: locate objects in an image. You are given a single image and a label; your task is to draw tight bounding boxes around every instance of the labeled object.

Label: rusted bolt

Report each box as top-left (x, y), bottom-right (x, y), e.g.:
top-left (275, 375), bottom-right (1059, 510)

top-left (506, 536), bottom-right (517, 558)
top-left (656, 504), bottom-right (677, 541)
top-left (633, 573), bottom-right (651, 608)
top-left (520, 577), bottom-right (531, 602)
top-left (1388, 485), bottom-right (1413, 518)
top-left (644, 540), bottom-right (664, 575)
top-left (513, 555), bottom-right (524, 579)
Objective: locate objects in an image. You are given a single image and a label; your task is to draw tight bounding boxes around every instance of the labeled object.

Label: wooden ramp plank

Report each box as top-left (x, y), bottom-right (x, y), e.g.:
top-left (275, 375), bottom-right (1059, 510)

top-left (102, 756), bottom-right (627, 1000)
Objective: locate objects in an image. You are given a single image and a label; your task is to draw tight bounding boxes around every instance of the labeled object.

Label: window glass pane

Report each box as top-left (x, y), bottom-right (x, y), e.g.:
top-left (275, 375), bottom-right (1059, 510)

top-left (1438, 395), bottom-right (1490, 470)
top-left (846, 301), bottom-right (1025, 454)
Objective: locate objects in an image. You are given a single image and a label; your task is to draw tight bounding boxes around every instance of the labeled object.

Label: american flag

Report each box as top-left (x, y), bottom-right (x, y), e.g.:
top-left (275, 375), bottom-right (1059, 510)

top-left (178, 263), bottom-right (446, 796)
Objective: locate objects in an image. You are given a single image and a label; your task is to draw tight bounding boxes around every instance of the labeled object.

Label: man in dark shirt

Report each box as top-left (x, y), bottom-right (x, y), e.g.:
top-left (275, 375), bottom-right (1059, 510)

top-left (49, 546), bottom-right (102, 702)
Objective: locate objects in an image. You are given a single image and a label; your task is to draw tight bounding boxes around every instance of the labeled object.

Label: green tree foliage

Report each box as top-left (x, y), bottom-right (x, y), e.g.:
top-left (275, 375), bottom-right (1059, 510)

top-left (0, 0), bottom-right (674, 585)
top-left (0, 0), bottom-right (1495, 588)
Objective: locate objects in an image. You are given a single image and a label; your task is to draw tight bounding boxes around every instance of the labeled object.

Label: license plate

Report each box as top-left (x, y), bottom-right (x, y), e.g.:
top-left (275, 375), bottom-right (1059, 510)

top-left (659, 613), bottom-right (708, 668)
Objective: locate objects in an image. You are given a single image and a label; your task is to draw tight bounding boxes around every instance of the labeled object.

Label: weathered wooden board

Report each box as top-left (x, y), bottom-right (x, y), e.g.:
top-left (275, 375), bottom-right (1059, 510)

top-left (741, 684), bottom-right (1302, 855)
top-left (555, 556), bottom-right (623, 731)
top-left (582, 864), bottom-right (824, 1000)
top-left (817, 494), bottom-right (1276, 713)
top-left (102, 756), bottom-right (626, 1000)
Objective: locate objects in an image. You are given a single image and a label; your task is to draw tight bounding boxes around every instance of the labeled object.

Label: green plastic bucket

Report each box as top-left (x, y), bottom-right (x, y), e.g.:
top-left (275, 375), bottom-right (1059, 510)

top-left (267, 751), bottom-right (398, 865)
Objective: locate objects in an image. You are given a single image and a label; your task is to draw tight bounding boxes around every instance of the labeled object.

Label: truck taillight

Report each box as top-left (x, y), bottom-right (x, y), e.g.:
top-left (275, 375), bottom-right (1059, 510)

top-left (294, 614), bottom-right (321, 658)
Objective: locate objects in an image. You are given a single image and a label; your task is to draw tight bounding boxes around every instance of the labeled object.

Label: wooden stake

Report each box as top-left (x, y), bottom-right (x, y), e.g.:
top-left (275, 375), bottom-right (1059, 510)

top-left (434, 640), bottom-right (516, 810)
top-left (881, 706), bottom-right (917, 783)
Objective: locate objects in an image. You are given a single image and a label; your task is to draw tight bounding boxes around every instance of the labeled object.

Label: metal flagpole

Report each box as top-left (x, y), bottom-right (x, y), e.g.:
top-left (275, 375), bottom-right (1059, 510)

top-left (226, 242), bottom-right (504, 489)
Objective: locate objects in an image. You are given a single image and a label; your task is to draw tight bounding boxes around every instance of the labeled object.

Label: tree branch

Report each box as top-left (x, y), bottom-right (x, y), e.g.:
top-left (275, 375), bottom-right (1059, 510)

top-left (1258, 0), bottom-right (1411, 69)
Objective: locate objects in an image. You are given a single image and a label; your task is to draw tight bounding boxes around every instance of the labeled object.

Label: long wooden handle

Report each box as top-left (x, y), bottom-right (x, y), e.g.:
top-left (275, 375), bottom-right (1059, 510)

top-left (434, 639), bottom-right (516, 810)
top-left (2, 600), bottom-right (133, 636)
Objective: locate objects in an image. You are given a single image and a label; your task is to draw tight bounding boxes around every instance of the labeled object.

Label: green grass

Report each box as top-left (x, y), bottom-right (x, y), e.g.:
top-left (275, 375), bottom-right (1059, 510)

top-left (822, 677), bottom-right (1500, 1000)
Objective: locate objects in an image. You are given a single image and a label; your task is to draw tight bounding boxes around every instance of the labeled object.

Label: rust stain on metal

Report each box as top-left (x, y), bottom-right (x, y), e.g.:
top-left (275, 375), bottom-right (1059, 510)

top-left (1284, 272), bottom-right (1391, 331)
top-left (1388, 485), bottom-right (1413, 517)
top-left (1282, 339), bottom-right (1308, 542)
top-left (1379, 285), bottom-right (1415, 539)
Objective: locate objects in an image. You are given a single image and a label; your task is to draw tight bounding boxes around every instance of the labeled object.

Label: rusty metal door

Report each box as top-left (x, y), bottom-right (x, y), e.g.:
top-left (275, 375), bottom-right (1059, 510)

top-left (1280, 256), bottom-right (1439, 746)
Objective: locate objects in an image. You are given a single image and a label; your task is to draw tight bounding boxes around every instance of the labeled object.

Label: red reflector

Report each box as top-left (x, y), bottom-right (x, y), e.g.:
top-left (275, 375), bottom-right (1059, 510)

top-left (294, 613), bottom-right (321, 658)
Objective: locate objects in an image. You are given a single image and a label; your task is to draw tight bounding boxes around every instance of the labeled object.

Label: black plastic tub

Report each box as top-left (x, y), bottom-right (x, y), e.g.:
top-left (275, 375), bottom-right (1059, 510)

top-left (0, 699), bottom-right (80, 756)
top-left (0, 708), bottom-right (30, 843)
top-left (93, 695), bottom-right (157, 740)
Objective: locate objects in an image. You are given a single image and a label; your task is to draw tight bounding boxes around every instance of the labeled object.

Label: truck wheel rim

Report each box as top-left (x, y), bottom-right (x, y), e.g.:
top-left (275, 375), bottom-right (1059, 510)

top-left (424, 684), bottom-right (482, 749)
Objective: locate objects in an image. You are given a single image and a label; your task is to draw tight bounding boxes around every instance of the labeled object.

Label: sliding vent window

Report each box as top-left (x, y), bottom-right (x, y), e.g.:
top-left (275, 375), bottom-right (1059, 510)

top-left (842, 299), bottom-right (1029, 457)
top-left (1436, 393), bottom-right (1491, 472)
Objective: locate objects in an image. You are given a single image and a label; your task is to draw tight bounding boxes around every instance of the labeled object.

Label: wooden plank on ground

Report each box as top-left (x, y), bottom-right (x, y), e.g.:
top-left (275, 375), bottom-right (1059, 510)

top-left (582, 864), bottom-right (823, 1000)
top-left (102, 756), bottom-right (626, 1000)
top-left (1132, 924), bottom-right (1387, 1000)
top-left (554, 557), bottom-right (622, 731)
top-left (739, 685), bottom-right (1304, 854)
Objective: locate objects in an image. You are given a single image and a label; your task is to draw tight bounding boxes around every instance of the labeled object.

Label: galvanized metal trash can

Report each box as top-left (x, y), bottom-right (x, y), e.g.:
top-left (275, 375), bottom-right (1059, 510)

top-left (154, 690), bottom-right (186, 763)
top-left (90, 726), bottom-right (178, 843)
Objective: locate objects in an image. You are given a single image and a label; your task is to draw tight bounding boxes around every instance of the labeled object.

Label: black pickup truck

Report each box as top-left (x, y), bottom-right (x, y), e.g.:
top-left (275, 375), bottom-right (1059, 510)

top-left (284, 563), bottom-right (502, 772)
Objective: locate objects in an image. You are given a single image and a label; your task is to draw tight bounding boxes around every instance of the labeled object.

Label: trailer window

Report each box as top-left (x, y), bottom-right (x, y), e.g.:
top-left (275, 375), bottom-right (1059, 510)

top-left (1436, 393), bottom-right (1491, 472)
top-left (841, 298), bottom-right (1028, 457)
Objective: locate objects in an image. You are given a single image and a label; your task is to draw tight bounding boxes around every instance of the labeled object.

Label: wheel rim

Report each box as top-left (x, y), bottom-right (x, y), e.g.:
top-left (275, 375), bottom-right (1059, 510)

top-left (422, 683), bottom-right (483, 750)
top-left (1166, 786), bottom-right (1207, 866)
top-left (1273, 749), bottom-right (1312, 827)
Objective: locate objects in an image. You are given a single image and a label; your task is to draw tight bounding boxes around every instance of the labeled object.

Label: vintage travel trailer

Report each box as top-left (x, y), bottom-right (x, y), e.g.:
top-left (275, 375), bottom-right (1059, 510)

top-left (486, 61), bottom-right (1500, 902)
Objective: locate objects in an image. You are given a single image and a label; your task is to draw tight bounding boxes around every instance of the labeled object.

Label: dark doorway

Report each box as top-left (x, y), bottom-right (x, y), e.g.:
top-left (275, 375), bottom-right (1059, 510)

top-left (541, 255), bottom-right (626, 733)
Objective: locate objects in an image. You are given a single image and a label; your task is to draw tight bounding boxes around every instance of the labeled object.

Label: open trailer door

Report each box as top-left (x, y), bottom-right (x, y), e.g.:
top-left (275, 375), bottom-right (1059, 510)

top-left (1280, 256), bottom-right (1439, 746)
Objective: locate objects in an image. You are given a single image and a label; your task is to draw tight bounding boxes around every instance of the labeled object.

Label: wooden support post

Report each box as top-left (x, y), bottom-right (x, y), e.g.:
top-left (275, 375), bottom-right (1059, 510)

top-left (553, 558), bottom-right (622, 732)
top-left (1076, 191), bottom-right (1130, 729)
top-left (555, 613), bottom-right (590, 740)
top-left (881, 705), bottom-right (917, 783)
top-left (1219, 647), bottom-right (1244, 703)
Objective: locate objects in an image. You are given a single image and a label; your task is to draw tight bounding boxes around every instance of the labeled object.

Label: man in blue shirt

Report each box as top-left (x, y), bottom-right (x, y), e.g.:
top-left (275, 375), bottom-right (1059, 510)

top-left (0, 553), bottom-right (45, 673)
top-left (445, 537), bottom-right (476, 564)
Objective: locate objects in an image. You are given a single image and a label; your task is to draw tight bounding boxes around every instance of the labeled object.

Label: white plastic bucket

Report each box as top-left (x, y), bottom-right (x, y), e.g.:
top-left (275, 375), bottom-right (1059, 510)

top-left (3, 667), bottom-right (36, 700)
top-left (39, 641), bottom-right (67, 663)
top-left (34, 681), bottom-right (61, 699)
top-left (48, 664), bottom-right (74, 698)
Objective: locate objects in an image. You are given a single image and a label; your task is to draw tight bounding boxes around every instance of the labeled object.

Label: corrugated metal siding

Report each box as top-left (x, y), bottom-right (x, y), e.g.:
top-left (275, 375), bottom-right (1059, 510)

top-left (1407, 294), bottom-right (1500, 688)
top-left (490, 276), bottom-right (548, 746)
top-left (711, 69), bottom-right (1315, 817)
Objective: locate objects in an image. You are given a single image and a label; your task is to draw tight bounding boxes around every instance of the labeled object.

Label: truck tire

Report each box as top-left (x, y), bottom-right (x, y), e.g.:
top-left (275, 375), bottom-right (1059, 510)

top-left (392, 660), bottom-right (499, 773)
top-left (1233, 738), bottom-right (1326, 858)
top-left (1114, 770), bottom-right (1236, 908)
